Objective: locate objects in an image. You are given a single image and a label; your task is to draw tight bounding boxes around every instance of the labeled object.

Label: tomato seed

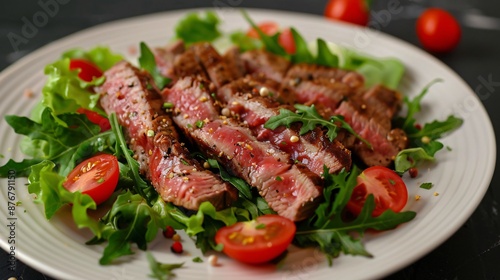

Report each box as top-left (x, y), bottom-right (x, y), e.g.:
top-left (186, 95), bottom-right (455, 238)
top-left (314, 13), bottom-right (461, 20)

top-left (409, 167), bottom-right (418, 178)
top-left (171, 241), bottom-right (183, 254)
top-left (163, 226), bottom-right (176, 239)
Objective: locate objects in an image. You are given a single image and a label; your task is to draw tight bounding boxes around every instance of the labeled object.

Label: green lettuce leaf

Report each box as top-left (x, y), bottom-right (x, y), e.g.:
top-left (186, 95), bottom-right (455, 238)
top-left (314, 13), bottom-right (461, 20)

top-left (175, 11), bottom-right (222, 45)
top-left (1, 108), bottom-right (116, 177)
top-left (62, 46), bottom-right (123, 71)
top-left (27, 160), bottom-right (103, 234)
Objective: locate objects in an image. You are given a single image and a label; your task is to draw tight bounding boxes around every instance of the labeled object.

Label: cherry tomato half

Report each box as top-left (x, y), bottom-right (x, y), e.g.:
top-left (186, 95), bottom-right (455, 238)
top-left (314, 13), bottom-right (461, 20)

top-left (76, 108), bottom-right (111, 132)
top-left (246, 22), bottom-right (296, 54)
top-left (347, 166), bottom-right (408, 217)
top-left (324, 0), bottom-right (370, 26)
top-left (69, 59), bottom-right (103, 82)
top-left (63, 154), bottom-right (119, 205)
top-left (215, 214), bottom-right (296, 264)
top-left (416, 8), bottom-right (461, 53)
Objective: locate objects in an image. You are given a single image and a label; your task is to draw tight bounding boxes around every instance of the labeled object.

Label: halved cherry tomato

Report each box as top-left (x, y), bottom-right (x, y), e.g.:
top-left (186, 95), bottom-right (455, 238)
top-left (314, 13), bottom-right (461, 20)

top-left (416, 8), bottom-right (461, 53)
top-left (63, 154), bottom-right (119, 205)
top-left (246, 21), bottom-right (296, 54)
top-left (246, 21), bottom-right (280, 38)
top-left (76, 108), bottom-right (111, 132)
top-left (69, 59), bottom-right (103, 82)
top-left (347, 166), bottom-right (408, 217)
top-left (324, 0), bottom-right (370, 26)
top-left (215, 214), bottom-right (296, 264)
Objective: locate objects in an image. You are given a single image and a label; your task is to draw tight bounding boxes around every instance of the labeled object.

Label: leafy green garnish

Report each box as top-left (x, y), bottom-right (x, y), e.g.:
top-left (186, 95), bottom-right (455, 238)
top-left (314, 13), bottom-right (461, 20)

top-left (394, 80), bottom-right (463, 173)
top-left (192, 257), bottom-right (204, 263)
top-left (0, 108), bottom-right (115, 177)
top-left (290, 28), bottom-right (314, 64)
top-left (207, 158), bottom-right (252, 200)
top-left (419, 182), bottom-right (433, 190)
top-left (175, 11), bottom-right (221, 45)
top-left (264, 104), bottom-right (370, 147)
top-left (146, 252), bottom-right (184, 280)
top-left (139, 42), bottom-right (171, 89)
top-left (241, 10), bottom-right (289, 57)
top-left (295, 166), bottom-right (416, 264)
top-left (315, 39), bottom-right (339, 67)
top-left (26, 160), bottom-right (103, 234)
top-left (62, 46), bottom-right (123, 71)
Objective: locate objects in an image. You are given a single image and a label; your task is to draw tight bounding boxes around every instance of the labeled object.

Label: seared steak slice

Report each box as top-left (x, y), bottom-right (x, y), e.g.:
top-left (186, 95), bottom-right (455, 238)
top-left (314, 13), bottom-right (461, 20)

top-left (217, 74), bottom-right (282, 103)
top-left (163, 77), bottom-right (324, 221)
top-left (191, 43), bottom-right (242, 88)
top-left (240, 50), bottom-right (291, 83)
top-left (281, 77), bottom-right (352, 116)
top-left (227, 94), bottom-right (352, 175)
top-left (335, 101), bottom-right (408, 166)
top-left (173, 48), bottom-right (208, 79)
top-left (154, 40), bottom-right (185, 83)
top-left (223, 46), bottom-right (246, 78)
top-left (97, 61), bottom-right (237, 210)
top-left (285, 63), bottom-right (365, 89)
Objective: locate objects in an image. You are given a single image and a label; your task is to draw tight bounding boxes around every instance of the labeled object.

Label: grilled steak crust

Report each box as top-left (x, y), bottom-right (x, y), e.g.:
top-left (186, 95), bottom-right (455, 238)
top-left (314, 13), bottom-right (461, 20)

top-left (225, 93), bottom-right (352, 176)
top-left (217, 74), bottom-right (282, 103)
top-left (240, 49), bottom-right (291, 83)
top-left (154, 40), bottom-right (185, 83)
top-left (163, 76), bottom-right (324, 221)
top-left (97, 61), bottom-right (237, 210)
top-left (191, 43), bottom-right (242, 88)
top-left (285, 63), bottom-right (365, 89)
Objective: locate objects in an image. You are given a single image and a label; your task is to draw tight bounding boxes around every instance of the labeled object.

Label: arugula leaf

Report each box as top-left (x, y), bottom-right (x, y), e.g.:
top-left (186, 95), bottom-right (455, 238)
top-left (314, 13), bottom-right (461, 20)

top-left (420, 182), bottom-right (433, 190)
top-left (295, 167), bottom-right (416, 264)
top-left (0, 108), bottom-right (116, 177)
top-left (394, 148), bottom-right (435, 174)
top-left (147, 252), bottom-right (183, 280)
top-left (264, 104), bottom-right (369, 146)
top-left (175, 11), bottom-right (221, 45)
top-left (207, 158), bottom-right (252, 199)
top-left (139, 42), bottom-right (171, 89)
top-left (229, 31), bottom-right (263, 52)
top-left (401, 79), bottom-right (443, 131)
top-left (241, 10), bottom-right (289, 57)
top-left (315, 39), bottom-right (339, 67)
top-left (26, 160), bottom-right (103, 234)
top-left (290, 28), bottom-right (314, 64)
top-left (394, 80), bottom-right (463, 173)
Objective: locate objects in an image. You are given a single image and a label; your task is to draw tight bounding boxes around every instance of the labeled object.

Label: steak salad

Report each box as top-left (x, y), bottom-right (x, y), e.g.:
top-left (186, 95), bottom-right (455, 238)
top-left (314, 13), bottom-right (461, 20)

top-left (0, 11), bottom-right (463, 277)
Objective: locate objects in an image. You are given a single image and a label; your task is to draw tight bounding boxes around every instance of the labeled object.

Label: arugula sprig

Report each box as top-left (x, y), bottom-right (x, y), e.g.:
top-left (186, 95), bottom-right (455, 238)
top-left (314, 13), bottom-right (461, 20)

top-left (295, 166), bottom-right (416, 264)
top-left (394, 80), bottom-right (463, 174)
top-left (139, 42), bottom-right (171, 89)
top-left (146, 252), bottom-right (184, 280)
top-left (264, 104), bottom-right (370, 147)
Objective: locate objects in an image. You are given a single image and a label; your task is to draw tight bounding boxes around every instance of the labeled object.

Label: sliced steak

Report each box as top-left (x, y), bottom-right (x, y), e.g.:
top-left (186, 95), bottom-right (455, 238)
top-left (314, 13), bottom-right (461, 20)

top-left (154, 40), bottom-right (185, 83)
top-left (240, 49), bottom-right (291, 83)
top-left (163, 77), bottom-right (324, 221)
top-left (227, 94), bottom-right (352, 175)
top-left (223, 46), bottom-right (246, 78)
top-left (191, 43), bottom-right (242, 88)
top-left (173, 48), bottom-right (208, 79)
top-left (285, 63), bottom-right (365, 89)
top-left (217, 74), bottom-right (282, 104)
top-left (97, 61), bottom-right (237, 210)
top-left (335, 101), bottom-right (408, 166)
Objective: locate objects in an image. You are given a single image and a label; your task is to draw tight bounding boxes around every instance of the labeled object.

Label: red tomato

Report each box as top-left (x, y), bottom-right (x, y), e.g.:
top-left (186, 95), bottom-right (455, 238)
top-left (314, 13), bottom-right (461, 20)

top-left (246, 21), bottom-right (280, 38)
top-left (63, 154), bottom-right (119, 205)
top-left (247, 22), bottom-right (296, 54)
top-left (416, 8), bottom-right (461, 53)
top-left (324, 0), bottom-right (370, 26)
top-left (215, 215), bottom-right (296, 264)
top-left (69, 59), bottom-right (103, 82)
top-left (278, 28), bottom-right (296, 54)
top-left (76, 108), bottom-right (111, 132)
top-left (347, 166), bottom-right (408, 217)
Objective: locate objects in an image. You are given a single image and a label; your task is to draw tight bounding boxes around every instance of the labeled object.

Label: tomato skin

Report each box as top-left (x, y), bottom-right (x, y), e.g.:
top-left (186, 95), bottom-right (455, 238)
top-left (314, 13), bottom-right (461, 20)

top-left (69, 59), bottom-right (103, 82)
top-left (416, 8), bottom-right (461, 53)
top-left (347, 166), bottom-right (408, 217)
top-left (215, 215), bottom-right (296, 264)
top-left (246, 22), bottom-right (296, 54)
top-left (76, 108), bottom-right (111, 132)
top-left (63, 154), bottom-right (119, 205)
top-left (324, 0), bottom-right (370, 26)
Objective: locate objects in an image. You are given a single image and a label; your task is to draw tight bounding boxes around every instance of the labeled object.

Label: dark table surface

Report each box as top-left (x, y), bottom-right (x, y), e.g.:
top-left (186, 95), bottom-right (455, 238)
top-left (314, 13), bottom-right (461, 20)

top-left (1, 0), bottom-right (499, 279)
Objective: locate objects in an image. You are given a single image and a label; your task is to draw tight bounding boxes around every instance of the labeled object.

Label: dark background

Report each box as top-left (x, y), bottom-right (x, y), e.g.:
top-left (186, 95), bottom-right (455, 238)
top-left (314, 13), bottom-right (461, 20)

top-left (1, 0), bottom-right (499, 279)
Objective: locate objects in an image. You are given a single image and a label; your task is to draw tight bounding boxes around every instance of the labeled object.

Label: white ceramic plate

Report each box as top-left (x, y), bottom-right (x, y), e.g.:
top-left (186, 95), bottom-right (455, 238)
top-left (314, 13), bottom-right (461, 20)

top-left (0, 8), bottom-right (495, 280)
